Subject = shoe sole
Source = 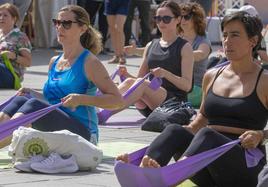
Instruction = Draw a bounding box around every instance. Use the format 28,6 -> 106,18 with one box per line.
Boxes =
14,165 -> 33,172
31,164 -> 79,174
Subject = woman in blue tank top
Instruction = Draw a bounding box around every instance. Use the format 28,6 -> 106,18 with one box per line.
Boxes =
0,5 -> 123,147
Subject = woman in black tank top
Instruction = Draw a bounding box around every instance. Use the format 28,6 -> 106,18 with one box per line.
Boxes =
117,11 -> 268,187
99,1 -> 194,121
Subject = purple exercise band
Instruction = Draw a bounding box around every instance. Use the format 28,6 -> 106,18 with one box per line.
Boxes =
114,139 -> 264,187
0,103 -> 62,141
98,73 -> 162,124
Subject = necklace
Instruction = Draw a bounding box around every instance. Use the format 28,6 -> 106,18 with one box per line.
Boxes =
57,59 -> 72,71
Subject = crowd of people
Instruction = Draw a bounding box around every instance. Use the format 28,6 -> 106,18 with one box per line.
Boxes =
0,0 -> 268,186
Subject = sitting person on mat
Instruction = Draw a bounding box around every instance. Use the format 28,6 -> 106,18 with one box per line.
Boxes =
117,11 -> 268,187
0,5 -> 123,147
99,0 -> 194,122
178,2 -> 211,108
123,2 -> 210,108
0,3 -> 32,89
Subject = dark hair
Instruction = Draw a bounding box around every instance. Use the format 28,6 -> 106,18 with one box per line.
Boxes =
158,0 -> 181,18
59,5 -> 103,55
221,11 -> 263,56
0,3 -> 20,27
178,2 -> 206,36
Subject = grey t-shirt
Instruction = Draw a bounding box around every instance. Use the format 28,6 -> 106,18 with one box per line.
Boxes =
192,35 -> 211,87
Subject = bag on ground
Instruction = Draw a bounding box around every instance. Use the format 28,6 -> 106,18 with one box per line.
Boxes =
8,127 -> 103,171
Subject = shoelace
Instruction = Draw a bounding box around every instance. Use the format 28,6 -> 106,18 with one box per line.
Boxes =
30,155 -> 45,162
39,153 -> 58,165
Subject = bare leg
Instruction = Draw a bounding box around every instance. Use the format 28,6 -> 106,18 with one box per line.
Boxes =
118,78 -> 167,110
115,15 -> 127,64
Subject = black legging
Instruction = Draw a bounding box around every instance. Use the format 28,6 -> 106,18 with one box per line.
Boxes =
1,96 -> 91,142
145,124 -> 266,187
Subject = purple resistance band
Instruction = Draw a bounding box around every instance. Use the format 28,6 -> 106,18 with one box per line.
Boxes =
114,139 -> 264,187
98,73 -> 162,124
0,103 -> 62,141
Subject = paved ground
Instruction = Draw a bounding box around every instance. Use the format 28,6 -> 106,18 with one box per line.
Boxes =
0,44 -> 267,187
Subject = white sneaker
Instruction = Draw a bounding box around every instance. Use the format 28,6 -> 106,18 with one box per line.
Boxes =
14,155 -> 46,172
30,152 -> 79,174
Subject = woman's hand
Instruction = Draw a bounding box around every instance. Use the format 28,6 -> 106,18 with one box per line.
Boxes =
124,43 -> 137,56
61,94 -> 82,109
150,67 -> 167,78
17,87 -> 32,96
0,50 -> 16,60
239,130 -> 264,149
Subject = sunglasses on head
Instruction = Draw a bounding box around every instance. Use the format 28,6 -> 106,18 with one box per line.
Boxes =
181,13 -> 193,21
153,15 -> 175,24
52,19 -> 78,30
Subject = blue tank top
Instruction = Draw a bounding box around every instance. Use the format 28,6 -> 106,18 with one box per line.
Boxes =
43,49 -> 98,137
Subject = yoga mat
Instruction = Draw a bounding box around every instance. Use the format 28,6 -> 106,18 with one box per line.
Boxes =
99,141 -> 196,187
99,115 -> 145,129
0,150 -> 12,169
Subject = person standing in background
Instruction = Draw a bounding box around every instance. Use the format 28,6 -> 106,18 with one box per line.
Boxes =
77,0 -> 108,50
124,0 -> 151,47
104,0 -> 130,64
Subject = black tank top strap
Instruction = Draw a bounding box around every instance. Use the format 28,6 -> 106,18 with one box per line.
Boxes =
210,65 -> 227,88
254,68 -> 264,91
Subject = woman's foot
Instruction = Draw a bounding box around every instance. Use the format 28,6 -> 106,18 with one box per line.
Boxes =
108,56 -> 120,64
140,155 -> 160,168
116,153 -> 129,163
119,55 -> 126,65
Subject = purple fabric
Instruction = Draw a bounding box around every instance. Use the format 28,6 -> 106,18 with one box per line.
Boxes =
0,103 -> 62,141
98,73 -> 162,124
148,77 -> 162,91
99,115 -> 145,128
114,139 -> 264,187
122,73 -> 151,98
245,148 -> 264,168
97,110 -> 112,124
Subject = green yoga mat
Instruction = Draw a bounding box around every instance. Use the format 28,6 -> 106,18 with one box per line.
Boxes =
99,141 -> 196,187
0,150 -> 12,169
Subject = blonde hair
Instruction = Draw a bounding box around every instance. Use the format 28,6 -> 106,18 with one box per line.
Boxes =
0,3 -> 20,27
59,5 -> 103,55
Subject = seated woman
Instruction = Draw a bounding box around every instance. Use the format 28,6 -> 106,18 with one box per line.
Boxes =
123,2 -> 210,108
178,2 -> 211,108
100,1 -> 194,121
0,5 -> 123,147
0,3 -> 32,89
117,11 -> 268,187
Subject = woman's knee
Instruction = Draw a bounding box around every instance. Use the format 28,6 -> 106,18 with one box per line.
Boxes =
195,127 -> 218,139
1,96 -> 29,116
17,98 -> 48,114
164,124 -> 188,137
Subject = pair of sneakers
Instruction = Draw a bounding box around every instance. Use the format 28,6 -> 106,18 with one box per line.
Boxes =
14,152 -> 79,174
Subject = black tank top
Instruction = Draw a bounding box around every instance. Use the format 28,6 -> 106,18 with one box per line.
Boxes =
204,67 -> 268,130
147,37 -> 188,101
